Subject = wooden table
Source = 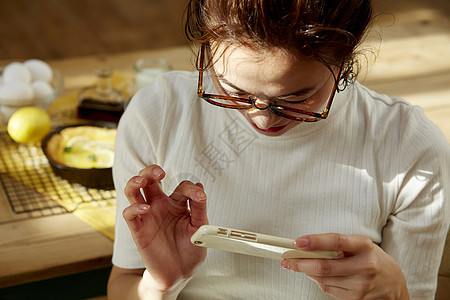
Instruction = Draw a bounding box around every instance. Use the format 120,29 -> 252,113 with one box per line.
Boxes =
0,13 -> 449,289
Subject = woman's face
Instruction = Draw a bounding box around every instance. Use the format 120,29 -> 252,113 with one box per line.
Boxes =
210,43 -> 338,136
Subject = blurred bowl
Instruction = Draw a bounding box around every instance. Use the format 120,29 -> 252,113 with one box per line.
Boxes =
0,66 -> 64,125
41,122 -> 116,189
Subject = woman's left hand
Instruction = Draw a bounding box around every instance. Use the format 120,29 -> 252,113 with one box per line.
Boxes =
281,233 -> 410,300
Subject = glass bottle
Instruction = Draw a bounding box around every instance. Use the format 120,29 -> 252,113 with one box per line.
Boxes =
77,69 -> 125,123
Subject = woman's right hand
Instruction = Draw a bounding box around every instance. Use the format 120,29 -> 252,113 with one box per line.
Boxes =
122,164 -> 208,292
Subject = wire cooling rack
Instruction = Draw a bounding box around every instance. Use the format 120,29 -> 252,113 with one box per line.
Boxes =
0,130 -> 115,217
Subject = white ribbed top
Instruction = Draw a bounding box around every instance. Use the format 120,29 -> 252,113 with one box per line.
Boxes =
112,71 -> 449,299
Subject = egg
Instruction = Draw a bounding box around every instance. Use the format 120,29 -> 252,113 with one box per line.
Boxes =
3,62 -> 32,84
0,105 -> 20,121
0,82 -> 34,105
24,59 -> 53,83
32,80 -> 54,106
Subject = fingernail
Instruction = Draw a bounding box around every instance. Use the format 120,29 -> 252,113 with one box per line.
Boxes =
138,204 -> 149,211
295,238 -> 309,249
281,260 -> 290,270
195,190 -> 206,200
134,176 -> 144,183
335,250 -> 345,258
152,168 -> 163,178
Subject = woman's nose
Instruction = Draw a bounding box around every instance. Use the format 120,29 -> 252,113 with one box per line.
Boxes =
248,106 -> 279,130
252,97 -> 271,110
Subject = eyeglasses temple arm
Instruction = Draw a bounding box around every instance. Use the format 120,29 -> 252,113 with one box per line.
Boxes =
197,44 -> 207,97
321,60 -> 345,117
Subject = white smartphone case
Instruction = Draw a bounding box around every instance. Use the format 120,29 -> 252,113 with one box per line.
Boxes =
191,225 -> 337,260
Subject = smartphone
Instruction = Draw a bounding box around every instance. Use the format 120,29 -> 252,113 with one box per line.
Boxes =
191,225 -> 337,260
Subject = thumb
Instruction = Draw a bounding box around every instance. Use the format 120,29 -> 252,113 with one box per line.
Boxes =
189,183 -> 208,227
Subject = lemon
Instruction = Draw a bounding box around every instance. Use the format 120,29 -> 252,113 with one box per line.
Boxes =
7,107 -> 51,143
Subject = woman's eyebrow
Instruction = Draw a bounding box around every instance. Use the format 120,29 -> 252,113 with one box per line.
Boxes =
217,75 -> 247,93
217,75 -> 316,98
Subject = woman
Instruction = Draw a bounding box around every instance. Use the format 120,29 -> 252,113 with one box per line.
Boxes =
108,0 -> 449,299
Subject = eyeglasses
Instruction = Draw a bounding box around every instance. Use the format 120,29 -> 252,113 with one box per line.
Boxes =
197,44 -> 343,122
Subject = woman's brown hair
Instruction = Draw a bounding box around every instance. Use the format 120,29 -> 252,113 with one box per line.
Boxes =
185,0 -> 373,86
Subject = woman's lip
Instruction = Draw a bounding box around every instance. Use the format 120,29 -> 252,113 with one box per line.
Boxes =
250,122 -> 288,133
